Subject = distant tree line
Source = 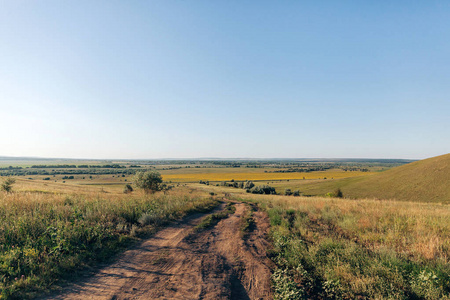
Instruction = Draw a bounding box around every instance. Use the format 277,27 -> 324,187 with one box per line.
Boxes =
0,166 -> 23,170
0,168 -> 145,177
30,164 -> 127,169
199,179 -> 282,195
269,166 -> 331,173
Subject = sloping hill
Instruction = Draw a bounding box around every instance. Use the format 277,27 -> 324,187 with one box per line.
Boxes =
301,153 -> 450,203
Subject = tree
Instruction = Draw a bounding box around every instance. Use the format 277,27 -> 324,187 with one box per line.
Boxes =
133,171 -> 163,193
1,177 -> 16,193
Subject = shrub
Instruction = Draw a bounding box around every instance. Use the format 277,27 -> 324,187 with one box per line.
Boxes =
334,188 -> 343,198
244,181 -> 255,189
133,171 -> 163,193
250,185 -> 276,195
1,178 -> 15,193
123,184 -> 133,194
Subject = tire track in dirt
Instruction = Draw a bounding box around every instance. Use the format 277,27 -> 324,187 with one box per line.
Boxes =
43,201 -> 272,300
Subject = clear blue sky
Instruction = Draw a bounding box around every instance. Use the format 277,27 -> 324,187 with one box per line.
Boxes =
1,1 -> 449,159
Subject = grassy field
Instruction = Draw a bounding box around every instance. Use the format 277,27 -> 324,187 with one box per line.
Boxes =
15,168 -> 375,189
0,185 -> 217,299
235,193 -> 450,299
1,154 -> 449,299
161,169 -> 373,183
273,153 -> 450,204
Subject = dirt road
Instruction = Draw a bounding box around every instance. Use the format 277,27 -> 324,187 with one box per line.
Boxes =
45,201 -> 273,300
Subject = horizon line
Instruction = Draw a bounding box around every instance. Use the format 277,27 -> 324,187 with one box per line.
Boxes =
0,155 -> 419,161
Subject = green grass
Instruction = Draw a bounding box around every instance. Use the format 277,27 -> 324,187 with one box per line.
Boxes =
250,195 -> 450,299
0,189 -> 218,299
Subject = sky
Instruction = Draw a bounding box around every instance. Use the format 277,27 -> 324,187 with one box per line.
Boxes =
1,1 -> 449,160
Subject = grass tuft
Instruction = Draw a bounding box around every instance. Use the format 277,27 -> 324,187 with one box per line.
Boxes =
195,202 -> 236,231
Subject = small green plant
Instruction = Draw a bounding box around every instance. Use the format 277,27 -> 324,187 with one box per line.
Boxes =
272,268 -> 304,299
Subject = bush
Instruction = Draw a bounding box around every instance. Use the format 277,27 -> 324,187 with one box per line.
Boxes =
250,185 -> 276,195
244,181 -> 255,189
123,184 -> 133,194
133,171 -> 163,193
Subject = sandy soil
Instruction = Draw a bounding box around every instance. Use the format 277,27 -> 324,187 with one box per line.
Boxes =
43,202 -> 273,300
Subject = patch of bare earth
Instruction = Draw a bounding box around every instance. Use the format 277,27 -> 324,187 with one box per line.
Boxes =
44,202 -> 273,300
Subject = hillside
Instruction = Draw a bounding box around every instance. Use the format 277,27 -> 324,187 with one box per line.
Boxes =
289,153 -> 450,203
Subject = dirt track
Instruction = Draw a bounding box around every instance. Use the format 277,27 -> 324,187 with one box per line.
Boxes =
45,202 -> 273,300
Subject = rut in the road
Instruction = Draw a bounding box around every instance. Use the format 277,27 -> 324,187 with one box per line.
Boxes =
45,202 -> 273,300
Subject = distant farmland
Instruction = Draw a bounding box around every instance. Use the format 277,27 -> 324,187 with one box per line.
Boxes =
161,170 -> 374,183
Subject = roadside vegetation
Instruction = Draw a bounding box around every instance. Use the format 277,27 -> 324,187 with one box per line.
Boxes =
240,204 -> 256,239
195,202 -> 236,231
0,187 -> 217,299
243,194 -> 450,299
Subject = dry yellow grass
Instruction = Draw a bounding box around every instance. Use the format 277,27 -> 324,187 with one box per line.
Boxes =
12,178 -> 117,195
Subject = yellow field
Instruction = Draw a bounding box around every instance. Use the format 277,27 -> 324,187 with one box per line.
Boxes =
162,170 -> 374,183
